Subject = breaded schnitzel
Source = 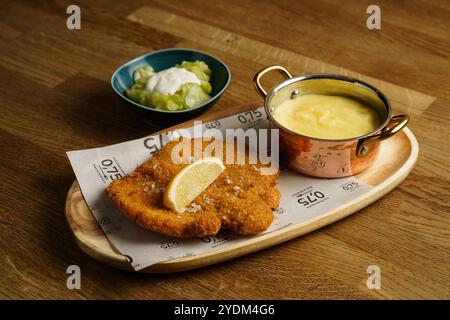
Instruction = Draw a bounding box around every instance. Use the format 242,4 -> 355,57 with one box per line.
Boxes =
106,138 -> 280,237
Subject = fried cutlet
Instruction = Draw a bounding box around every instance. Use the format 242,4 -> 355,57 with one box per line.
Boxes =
106,138 -> 280,237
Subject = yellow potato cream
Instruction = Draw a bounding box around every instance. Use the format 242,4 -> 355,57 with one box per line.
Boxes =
272,94 -> 381,139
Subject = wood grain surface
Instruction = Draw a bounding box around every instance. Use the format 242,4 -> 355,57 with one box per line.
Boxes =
1,0 -> 449,299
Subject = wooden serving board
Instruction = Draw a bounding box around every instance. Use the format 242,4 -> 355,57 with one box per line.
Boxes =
65,102 -> 419,273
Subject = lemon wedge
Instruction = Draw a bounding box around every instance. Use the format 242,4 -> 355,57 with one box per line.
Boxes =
163,157 -> 225,212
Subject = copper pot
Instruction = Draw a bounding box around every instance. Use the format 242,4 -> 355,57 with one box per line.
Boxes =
253,65 -> 409,178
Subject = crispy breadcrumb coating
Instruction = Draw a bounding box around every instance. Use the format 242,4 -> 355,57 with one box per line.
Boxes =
106,139 -> 280,237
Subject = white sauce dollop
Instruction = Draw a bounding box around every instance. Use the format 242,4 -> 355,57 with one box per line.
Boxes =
145,67 -> 201,95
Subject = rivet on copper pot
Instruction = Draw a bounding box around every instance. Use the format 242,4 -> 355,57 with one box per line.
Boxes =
359,146 -> 369,156
290,90 -> 300,99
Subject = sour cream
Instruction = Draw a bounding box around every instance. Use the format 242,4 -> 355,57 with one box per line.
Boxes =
145,67 -> 201,95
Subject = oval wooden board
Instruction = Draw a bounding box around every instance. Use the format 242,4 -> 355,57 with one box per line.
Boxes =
65,103 -> 419,273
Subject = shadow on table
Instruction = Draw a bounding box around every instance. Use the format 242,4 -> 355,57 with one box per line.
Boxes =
56,73 -> 157,146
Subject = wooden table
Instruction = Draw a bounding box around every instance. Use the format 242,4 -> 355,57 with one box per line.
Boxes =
1,0 -> 449,299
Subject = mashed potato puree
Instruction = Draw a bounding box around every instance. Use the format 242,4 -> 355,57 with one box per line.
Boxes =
272,94 -> 381,139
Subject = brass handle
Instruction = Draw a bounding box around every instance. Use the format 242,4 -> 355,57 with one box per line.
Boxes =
253,65 -> 292,98
357,115 -> 409,157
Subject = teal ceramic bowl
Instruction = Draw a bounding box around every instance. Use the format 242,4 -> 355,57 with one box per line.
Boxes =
111,48 -> 231,128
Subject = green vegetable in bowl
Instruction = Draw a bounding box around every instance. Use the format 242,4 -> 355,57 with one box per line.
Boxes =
133,65 -> 155,82
126,61 -> 212,111
176,60 -> 211,82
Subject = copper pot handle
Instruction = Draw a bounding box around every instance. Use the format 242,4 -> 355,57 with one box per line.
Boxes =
357,115 -> 409,157
253,65 -> 292,98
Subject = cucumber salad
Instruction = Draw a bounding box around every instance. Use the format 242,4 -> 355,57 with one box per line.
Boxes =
126,61 -> 212,111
